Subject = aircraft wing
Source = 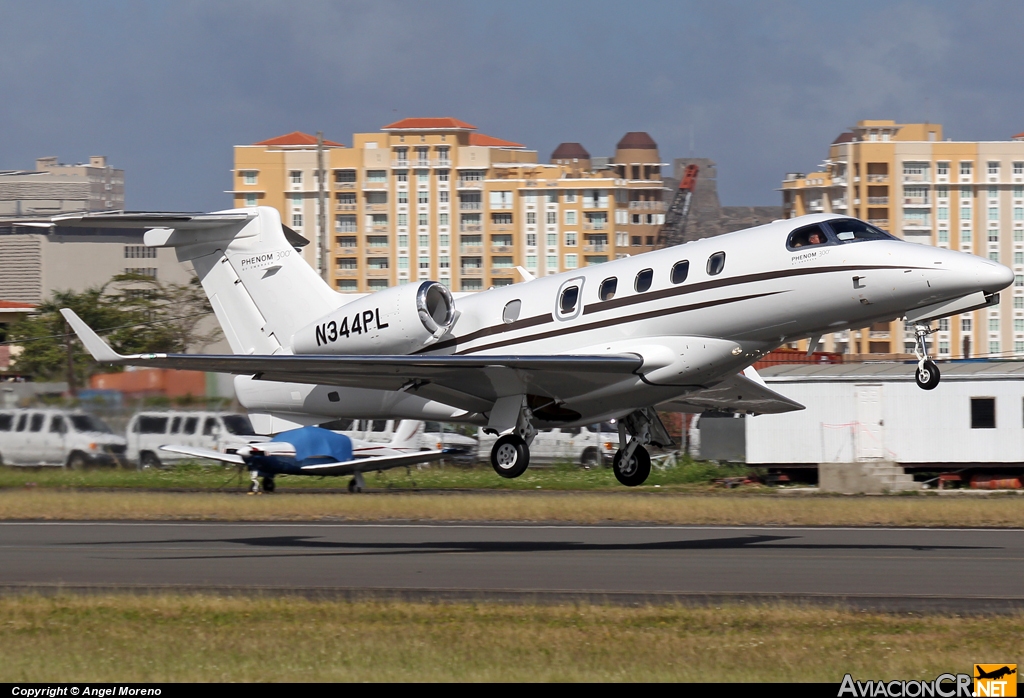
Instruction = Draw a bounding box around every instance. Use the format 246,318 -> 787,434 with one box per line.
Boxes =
298,449 -> 448,476
656,371 -> 805,415
61,309 -> 643,412
160,444 -> 246,464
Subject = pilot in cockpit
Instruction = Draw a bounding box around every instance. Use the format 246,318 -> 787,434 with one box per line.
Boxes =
790,228 -> 825,248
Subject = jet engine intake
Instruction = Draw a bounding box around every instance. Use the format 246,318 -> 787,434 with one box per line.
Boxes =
292,281 -> 456,355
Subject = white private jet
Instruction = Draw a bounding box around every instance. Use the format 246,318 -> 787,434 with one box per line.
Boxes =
57,207 -> 1013,487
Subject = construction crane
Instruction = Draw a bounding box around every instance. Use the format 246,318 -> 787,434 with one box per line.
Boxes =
654,164 -> 699,248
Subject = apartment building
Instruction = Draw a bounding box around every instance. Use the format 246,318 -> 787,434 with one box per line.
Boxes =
231,120 -> 668,293
782,120 -> 1024,358
0,156 -> 124,219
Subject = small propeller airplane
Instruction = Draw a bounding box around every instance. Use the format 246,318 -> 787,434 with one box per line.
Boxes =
160,419 -> 446,493
56,207 -> 1014,489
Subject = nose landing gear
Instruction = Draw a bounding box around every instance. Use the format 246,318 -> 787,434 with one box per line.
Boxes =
611,408 -> 674,487
913,322 -> 940,390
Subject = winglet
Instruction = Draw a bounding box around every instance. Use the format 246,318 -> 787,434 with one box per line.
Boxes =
59,308 -> 125,363
515,266 -> 535,282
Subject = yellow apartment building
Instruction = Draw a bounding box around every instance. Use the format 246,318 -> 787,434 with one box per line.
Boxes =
782,120 -> 1024,358
230,119 -> 668,293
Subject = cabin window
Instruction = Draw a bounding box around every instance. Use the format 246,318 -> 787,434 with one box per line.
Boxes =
706,252 -> 726,276
560,286 -> 579,314
787,224 -> 829,249
971,398 -> 996,429
828,218 -> 895,243
635,268 -> 653,293
599,277 -> 617,301
671,260 -> 690,284
502,299 -> 522,324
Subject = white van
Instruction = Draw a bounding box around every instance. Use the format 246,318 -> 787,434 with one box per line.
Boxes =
126,411 -> 264,469
477,422 -> 619,467
0,408 -> 127,468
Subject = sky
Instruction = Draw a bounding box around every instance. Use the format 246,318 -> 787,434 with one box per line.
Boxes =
0,0 -> 1021,211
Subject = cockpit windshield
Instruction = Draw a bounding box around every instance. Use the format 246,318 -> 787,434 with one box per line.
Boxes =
827,218 -> 896,243
787,224 -> 830,249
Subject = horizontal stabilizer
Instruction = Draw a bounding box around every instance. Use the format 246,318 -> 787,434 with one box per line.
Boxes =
52,211 -> 254,230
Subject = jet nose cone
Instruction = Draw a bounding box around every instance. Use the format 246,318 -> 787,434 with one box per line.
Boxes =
978,260 -> 1015,294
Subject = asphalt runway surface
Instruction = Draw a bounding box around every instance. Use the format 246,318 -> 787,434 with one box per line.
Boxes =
1,522 -> 1022,612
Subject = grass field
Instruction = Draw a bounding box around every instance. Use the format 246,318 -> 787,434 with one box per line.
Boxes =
1,489 -> 1023,526
0,459 -> 751,491
0,594 -> 1016,682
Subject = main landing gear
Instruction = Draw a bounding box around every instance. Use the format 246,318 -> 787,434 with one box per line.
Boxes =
347,471 -> 366,493
913,322 -> 940,390
612,409 -> 665,487
489,400 -> 536,479
248,471 -> 276,494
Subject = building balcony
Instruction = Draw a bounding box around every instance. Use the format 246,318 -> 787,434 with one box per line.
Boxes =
491,267 -> 514,275
364,203 -> 388,212
391,160 -> 409,168
582,223 -> 607,231
867,218 -> 890,228
460,267 -> 483,276
903,196 -> 930,206
460,245 -> 483,254
583,244 -> 607,253
627,201 -> 666,210
490,224 -> 513,232
366,268 -> 389,277
460,224 -> 482,233
903,218 -> 932,229
832,176 -> 847,185
366,246 -> 389,254
867,174 -> 889,183
868,197 -> 889,205
808,202 -> 824,212
335,182 -> 356,189
336,246 -> 358,254
832,199 -> 848,208
457,180 -> 484,189
335,269 -> 358,278
491,245 -> 513,253
336,203 -> 357,211
902,173 -> 929,183
459,202 -> 482,210
370,225 -> 389,233
362,181 -> 388,190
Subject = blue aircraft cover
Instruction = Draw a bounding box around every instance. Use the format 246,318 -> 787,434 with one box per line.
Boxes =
271,426 -> 353,466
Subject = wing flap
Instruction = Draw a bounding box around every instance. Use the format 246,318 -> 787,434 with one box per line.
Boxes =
657,372 -> 804,415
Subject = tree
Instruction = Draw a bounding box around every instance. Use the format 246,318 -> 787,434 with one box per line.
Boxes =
8,273 -> 221,385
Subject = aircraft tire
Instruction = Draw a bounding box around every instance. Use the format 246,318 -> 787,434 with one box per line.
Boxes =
262,476 -> 276,493
347,478 -> 361,493
915,360 -> 940,390
490,434 -> 530,478
613,445 -> 651,487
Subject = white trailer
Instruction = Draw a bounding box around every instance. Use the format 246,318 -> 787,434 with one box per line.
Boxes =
746,361 -> 1024,468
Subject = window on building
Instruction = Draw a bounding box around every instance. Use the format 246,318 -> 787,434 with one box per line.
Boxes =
526,212 -> 536,225
1015,163 -> 1024,176
1016,297 -> 1024,309
366,235 -> 388,247
416,169 -> 429,183
397,190 -> 408,204
337,279 -> 357,292
526,255 -> 537,269
1014,207 -> 1023,220
397,213 -> 408,227
437,147 -> 449,163
244,193 -> 257,207
242,170 -> 257,185
416,191 -> 428,205
492,213 -> 513,225
419,256 -> 430,270
1016,186 -> 1024,198
631,236 -> 642,246
366,170 -> 386,183
439,213 -> 449,226
989,229 -> 999,242
395,170 -> 408,183
565,231 -> 577,246
418,214 -> 428,227
936,186 -> 949,199
564,190 -> 577,203
990,340 -> 1001,355
335,169 -> 356,184
937,207 -> 949,220
526,233 -> 536,247
439,191 -> 449,203
989,162 -> 1000,175
397,257 -> 409,270
990,317 -> 1001,332
962,228 -> 973,242
547,191 -> 559,204
124,245 -> 156,259
370,214 -> 388,228
368,279 -> 389,291
565,254 -> 578,269
546,255 -> 557,270
971,398 -> 996,429
367,257 -> 389,269
546,212 -> 557,225
292,214 -> 303,227
336,235 -> 357,248
439,256 -> 449,269
565,210 -> 577,225
336,257 -> 357,270
962,318 -> 972,332
290,171 -> 302,185
960,162 -> 973,176
938,229 -> 949,243
961,207 -> 972,221
546,233 -> 557,247
936,162 -> 949,176
489,191 -> 512,209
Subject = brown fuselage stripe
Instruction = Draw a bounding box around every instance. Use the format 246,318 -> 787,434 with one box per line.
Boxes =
454,290 -> 785,355
425,263 -> 925,354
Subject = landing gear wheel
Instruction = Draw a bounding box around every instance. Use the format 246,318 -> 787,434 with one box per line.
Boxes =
262,476 -> 276,493
347,478 -> 361,493
613,445 -> 651,487
916,359 -> 940,390
490,434 -> 530,479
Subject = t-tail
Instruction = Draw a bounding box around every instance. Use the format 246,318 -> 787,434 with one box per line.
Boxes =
53,207 -> 347,354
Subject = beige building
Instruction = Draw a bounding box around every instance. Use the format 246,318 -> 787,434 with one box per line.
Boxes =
782,120 -> 1024,358
0,156 -> 123,219
231,119 -> 669,292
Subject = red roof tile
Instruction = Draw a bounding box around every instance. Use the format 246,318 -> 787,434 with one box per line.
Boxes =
551,142 -> 590,160
1014,132 -> 1024,141
616,132 -> 658,150
382,117 -> 477,131
0,300 -> 34,309
255,132 -> 343,147
469,133 -> 524,148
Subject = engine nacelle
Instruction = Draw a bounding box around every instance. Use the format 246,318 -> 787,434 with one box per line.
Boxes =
292,281 -> 456,355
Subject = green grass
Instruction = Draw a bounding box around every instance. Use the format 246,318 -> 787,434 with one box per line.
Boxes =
0,458 -> 754,492
0,594 -> 1017,682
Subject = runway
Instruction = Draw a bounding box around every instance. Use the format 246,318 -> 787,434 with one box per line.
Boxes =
1,522 -> 1022,611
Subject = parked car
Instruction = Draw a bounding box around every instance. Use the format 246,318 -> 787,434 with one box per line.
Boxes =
0,408 -> 126,468
477,422 -> 619,467
126,411 -> 264,469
